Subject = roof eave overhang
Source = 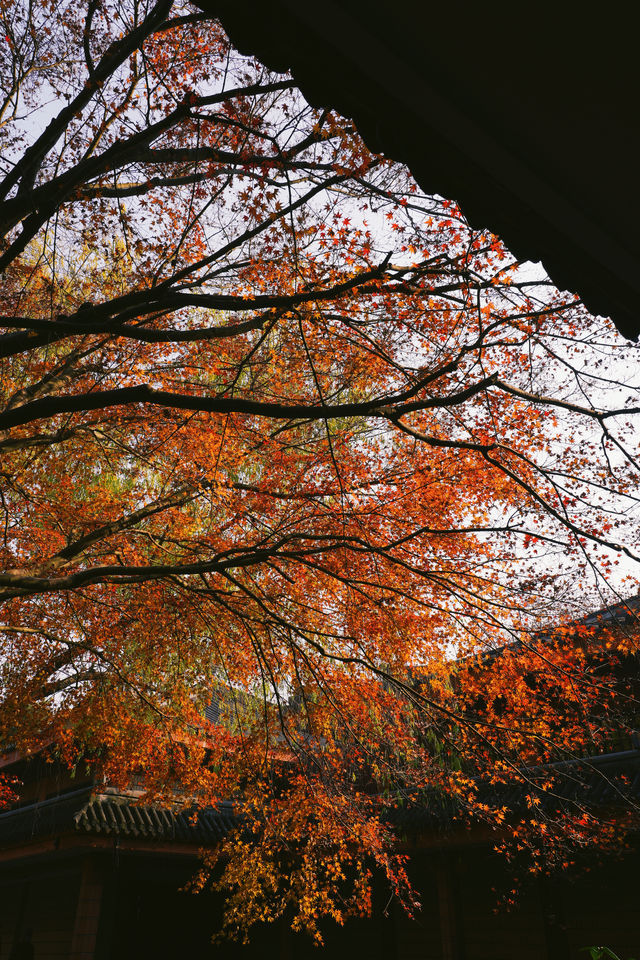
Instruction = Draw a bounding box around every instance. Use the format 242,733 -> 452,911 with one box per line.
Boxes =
202,0 -> 640,341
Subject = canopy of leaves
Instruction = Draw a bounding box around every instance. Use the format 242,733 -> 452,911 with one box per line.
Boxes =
1,0 -> 639,943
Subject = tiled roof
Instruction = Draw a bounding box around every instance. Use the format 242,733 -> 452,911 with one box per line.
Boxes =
391,749 -> 640,832
1,752 -> 639,850
0,786 -> 236,847
456,595 -> 640,668
74,793 -> 235,842
581,595 -> 640,628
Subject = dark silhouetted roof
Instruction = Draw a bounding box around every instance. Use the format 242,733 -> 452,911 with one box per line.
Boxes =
74,793 -> 235,843
0,787 -> 235,847
392,749 -> 640,833
2,748 -> 639,849
204,1 -> 640,341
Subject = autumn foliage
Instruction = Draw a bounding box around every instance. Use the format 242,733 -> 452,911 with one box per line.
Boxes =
1,0 -> 639,942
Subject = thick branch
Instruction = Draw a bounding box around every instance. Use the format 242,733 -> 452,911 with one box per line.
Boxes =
0,0 -> 175,206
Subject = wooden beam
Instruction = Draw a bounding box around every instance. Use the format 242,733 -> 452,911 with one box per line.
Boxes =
69,857 -> 105,960
436,855 -> 464,960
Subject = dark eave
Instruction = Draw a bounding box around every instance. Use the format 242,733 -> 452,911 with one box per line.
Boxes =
204,1 -> 640,341
393,749 -> 640,833
2,751 -> 639,846
0,787 -> 235,847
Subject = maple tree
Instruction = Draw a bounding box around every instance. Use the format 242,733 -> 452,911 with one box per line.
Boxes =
1,0 -> 639,943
